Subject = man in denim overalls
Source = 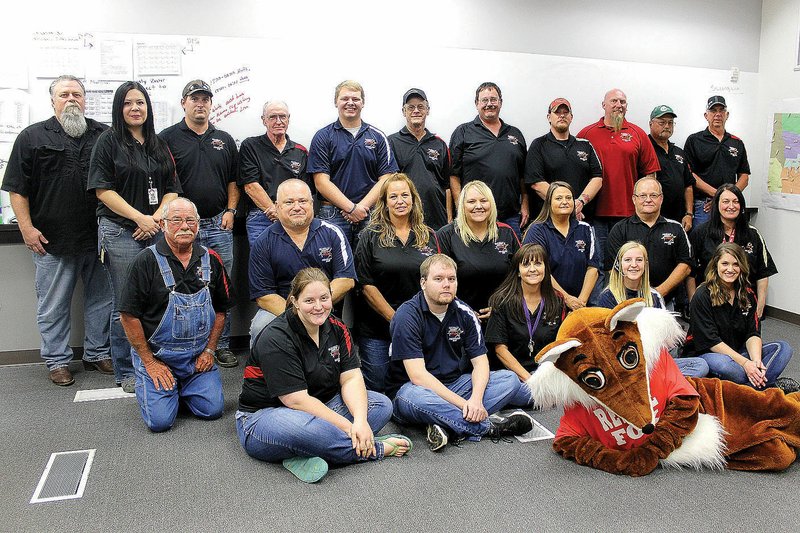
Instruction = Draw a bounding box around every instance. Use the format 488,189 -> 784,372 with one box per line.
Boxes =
119,198 -> 232,432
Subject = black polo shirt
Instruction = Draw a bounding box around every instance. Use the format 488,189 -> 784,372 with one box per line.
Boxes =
159,121 -> 238,218
604,215 -> 691,288
524,132 -> 602,220
118,239 -> 232,340
2,116 -> 108,255
689,222 -> 777,286
238,134 -> 308,210
354,226 -> 440,339
238,311 -> 359,411
88,130 -> 182,230
449,117 -> 527,219
683,128 -> 750,198
649,136 -> 695,221
436,222 -> 519,312
388,127 -> 451,230
485,296 -> 565,372
684,283 -> 759,356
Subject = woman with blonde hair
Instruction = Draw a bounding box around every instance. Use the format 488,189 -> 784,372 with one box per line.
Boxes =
436,180 -> 519,320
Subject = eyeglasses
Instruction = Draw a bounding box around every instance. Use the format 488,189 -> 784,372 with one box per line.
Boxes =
166,217 -> 199,227
404,104 -> 428,112
266,114 -> 288,122
653,119 -> 675,127
633,193 -> 662,200
478,97 -> 500,105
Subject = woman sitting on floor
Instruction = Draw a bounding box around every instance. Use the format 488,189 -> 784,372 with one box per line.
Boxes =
236,268 -> 411,483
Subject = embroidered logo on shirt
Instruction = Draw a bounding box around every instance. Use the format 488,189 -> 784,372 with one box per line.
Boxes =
576,150 -> 589,162
329,345 -> 341,363
195,266 -> 204,279
575,240 -> 587,252
744,242 -> 754,254
728,146 -> 739,157
661,233 -> 676,245
447,326 -> 462,342
364,138 -> 377,150
674,154 -> 685,164
319,247 -> 333,263
290,161 -> 302,175
426,148 -> 440,161
495,241 -> 510,254
418,246 -> 435,257
620,133 -> 633,142
507,135 -> 519,145
211,138 -> 225,151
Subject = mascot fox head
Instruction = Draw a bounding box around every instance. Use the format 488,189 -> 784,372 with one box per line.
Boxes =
528,300 -> 685,434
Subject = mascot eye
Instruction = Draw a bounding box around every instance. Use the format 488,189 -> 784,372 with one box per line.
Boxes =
617,344 -> 639,370
579,368 -> 606,390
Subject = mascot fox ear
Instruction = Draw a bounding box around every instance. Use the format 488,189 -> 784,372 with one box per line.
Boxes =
536,339 -> 582,364
605,299 -> 646,330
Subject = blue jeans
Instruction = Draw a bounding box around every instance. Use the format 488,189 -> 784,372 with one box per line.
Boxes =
318,204 -> 366,247
246,209 -> 273,249
358,337 -> 390,393
249,309 -> 277,347
698,341 -> 792,387
392,370 -> 524,439
500,214 -> 521,240
693,199 -> 712,228
675,357 -> 709,378
236,390 -> 393,464
99,217 -> 160,382
196,211 -> 233,349
32,251 -> 112,370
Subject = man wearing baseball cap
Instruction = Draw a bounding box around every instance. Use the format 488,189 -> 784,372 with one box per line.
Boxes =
388,88 -> 451,229
648,105 -> 695,232
683,95 -> 750,227
159,79 -> 240,368
525,97 -> 603,221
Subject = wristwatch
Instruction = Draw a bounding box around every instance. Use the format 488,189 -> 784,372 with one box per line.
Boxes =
224,208 -> 237,215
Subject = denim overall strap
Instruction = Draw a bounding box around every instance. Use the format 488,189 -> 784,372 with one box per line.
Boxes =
149,245 -> 176,288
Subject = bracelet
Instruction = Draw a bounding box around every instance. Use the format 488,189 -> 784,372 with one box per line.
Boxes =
580,193 -> 590,204
576,198 -> 585,206
203,348 -> 214,356
347,203 -> 358,214
684,212 -> 693,217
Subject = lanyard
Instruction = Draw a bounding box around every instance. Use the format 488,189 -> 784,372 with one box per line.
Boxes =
522,297 -> 544,359
723,227 -> 735,243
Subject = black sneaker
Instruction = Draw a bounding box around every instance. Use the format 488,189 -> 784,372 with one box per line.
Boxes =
215,348 -> 239,368
426,424 -> 449,451
486,412 -> 533,439
776,376 -> 800,394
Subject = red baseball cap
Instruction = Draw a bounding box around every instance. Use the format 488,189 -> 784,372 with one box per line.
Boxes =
548,98 -> 572,113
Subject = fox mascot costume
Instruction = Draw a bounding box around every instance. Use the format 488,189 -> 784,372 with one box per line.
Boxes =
528,300 -> 800,476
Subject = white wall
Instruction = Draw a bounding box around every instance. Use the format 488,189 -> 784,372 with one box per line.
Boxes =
754,0 -> 800,314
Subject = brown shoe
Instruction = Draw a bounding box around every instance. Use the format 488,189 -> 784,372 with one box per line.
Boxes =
83,359 -> 115,375
49,367 -> 75,386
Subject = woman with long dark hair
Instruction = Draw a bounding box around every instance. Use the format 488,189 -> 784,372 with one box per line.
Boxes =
88,81 -> 180,391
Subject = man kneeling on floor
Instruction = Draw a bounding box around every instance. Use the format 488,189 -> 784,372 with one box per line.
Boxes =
386,254 -> 533,450
120,198 -> 231,432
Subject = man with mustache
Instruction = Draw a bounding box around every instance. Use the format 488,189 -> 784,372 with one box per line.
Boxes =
578,89 -> 660,266
119,197 -> 231,432
525,98 -> 603,221
2,75 -> 113,386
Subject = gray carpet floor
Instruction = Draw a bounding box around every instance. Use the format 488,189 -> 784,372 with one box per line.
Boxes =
3,317 -> 800,532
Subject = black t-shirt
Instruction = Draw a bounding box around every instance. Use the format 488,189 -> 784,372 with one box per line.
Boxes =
689,221 -> 777,286
683,128 -> 750,198
388,127 -> 451,230
449,117 -> 527,219
605,215 -> 692,288
118,239 -> 233,340
88,130 -> 182,230
238,312 -> 359,411
437,222 -> 520,312
524,132 -> 603,221
354,225 -> 440,339
2,117 -> 108,255
485,295 -> 565,371
238,134 -> 309,209
159,121 -> 238,218
684,283 -> 760,356
649,136 -> 695,221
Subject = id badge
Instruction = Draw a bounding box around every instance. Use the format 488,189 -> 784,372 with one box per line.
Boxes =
148,187 -> 158,205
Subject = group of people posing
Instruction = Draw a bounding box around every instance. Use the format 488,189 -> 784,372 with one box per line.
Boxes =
3,74 -> 796,483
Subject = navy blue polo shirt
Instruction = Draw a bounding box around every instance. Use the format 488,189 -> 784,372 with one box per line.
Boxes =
524,132 -> 602,220
307,119 -> 398,203
386,291 -> 486,398
388,127 -> 451,230
238,134 -> 308,209
683,128 -> 750,198
604,215 -> 691,288
449,116 -> 527,220
158,120 -> 238,219
248,218 -> 356,300
649,135 -> 695,221
522,218 -> 600,297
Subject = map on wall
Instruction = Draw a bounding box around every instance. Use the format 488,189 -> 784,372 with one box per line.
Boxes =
765,113 -> 800,211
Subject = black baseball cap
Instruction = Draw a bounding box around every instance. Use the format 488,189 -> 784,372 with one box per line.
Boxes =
402,88 -> 427,104
182,79 -> 213,98
706,95 -> 727,110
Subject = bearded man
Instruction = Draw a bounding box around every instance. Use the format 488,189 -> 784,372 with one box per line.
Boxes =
2,74 -> 113,387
